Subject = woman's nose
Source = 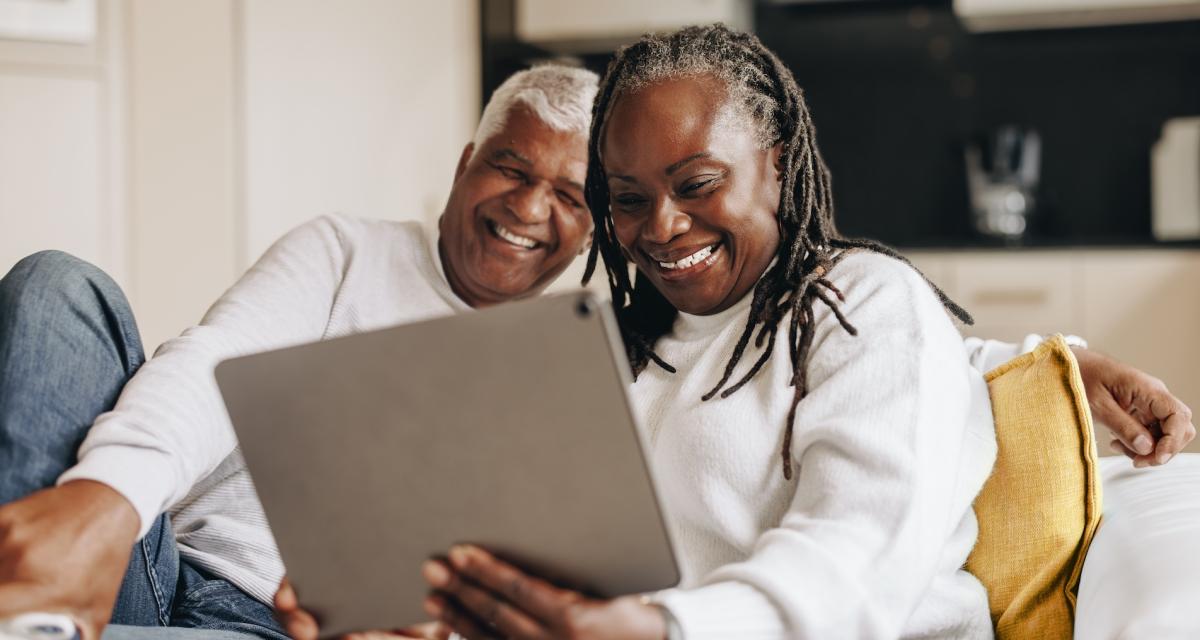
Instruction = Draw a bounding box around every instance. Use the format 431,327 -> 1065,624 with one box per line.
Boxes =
642,198 -> 691,245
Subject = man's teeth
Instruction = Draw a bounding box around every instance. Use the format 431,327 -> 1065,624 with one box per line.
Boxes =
492,222 -> 538,248
658,244 -> 717,270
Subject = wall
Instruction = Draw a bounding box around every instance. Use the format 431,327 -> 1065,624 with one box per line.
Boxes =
0,0 -> 482,350
0,0 -> 124,289
126,0 -> 240,355
240,0 -> 480,265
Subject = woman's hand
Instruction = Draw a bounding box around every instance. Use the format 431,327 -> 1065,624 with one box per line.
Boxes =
1073,346 -> 1195,467
274,578 -> 447,640
422,545 -> 667,640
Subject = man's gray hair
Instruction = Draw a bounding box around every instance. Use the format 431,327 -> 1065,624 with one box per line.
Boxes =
473,64 -> 599,148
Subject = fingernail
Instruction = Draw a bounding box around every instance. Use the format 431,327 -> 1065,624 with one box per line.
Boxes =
424,597 -> 443,618
422,560 -> 450,586
1134,459 -> 1147,469
1157,451 -> 1172,465
1134,435 -> 1153,455
449,545 -> 469,569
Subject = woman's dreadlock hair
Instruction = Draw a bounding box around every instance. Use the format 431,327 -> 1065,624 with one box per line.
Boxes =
582,24 -> 972,480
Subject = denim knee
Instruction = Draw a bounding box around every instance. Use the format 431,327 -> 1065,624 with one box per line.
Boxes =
0,250 -> 121,312
0,249 -> 143,377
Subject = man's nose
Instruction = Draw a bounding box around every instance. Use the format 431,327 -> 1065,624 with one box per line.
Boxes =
642,197 -> 691,245
505,182 -> 552,225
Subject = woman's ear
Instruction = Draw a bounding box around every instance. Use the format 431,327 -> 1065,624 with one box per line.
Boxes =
771,141 -> 785,182
454,143 -> 474,181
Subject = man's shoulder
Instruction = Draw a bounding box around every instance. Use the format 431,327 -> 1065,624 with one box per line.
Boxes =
313,213 -> 430,249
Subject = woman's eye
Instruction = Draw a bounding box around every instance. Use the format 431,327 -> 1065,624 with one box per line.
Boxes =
681,178 -> 717,195
612,194 -> 646,209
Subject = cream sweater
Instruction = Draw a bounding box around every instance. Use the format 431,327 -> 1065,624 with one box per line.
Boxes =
636,252 -> 999,639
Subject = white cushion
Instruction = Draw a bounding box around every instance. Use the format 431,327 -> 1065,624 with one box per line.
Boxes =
1075,453 -> 1200,639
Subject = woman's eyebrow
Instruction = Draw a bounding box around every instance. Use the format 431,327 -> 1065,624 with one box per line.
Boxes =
607,152 -> 713,184
665,152 -> 712,176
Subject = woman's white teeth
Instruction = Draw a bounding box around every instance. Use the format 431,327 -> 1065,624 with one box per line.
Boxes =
492,222 -> 538,248
659,244 -> 717,270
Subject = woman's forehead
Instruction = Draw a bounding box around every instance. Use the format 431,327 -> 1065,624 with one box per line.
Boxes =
601,77 -> 759,170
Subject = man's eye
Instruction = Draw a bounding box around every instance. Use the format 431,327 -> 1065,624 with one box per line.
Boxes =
556,191 -> 581,208
493,164 -> 525,181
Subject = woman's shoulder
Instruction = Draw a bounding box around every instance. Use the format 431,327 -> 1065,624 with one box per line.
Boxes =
825,249 -> 942,313
809,248 -> 963,354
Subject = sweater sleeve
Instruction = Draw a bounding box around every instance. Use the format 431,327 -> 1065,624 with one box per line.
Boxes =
57,215 -> 349,538
963,334 -> 1087,374
657,253 -> 996,638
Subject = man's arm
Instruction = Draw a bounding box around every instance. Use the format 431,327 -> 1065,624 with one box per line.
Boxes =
964,335 -> 1195,466
0,215 -> 351,638
1072,346 -> 1195,467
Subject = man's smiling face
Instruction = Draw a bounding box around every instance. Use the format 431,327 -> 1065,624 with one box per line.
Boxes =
438,106 -> 592,308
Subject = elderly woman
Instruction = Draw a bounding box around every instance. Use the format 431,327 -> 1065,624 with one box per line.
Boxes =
419,24 -> 995,639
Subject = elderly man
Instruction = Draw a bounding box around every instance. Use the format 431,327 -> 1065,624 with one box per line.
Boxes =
0,65 -> 598,640
0,62 -> 1192,640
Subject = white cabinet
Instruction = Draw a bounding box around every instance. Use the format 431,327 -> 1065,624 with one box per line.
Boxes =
515,0 -> 750,45
908,249 -> 1200,454
954,0 -> 1200,31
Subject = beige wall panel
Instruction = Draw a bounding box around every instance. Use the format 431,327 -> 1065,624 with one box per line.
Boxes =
126,0 -> 238,350
1080,251 -> 1200,449
241,0 -> 480,266
0,74 -> 104,274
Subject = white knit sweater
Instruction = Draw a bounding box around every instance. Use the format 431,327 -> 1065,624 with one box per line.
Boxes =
58,215 -> 1014,634
59,214 -> 469,603
636,253 -> 999,639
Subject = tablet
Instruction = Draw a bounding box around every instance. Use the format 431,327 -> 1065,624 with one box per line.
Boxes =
215,291 -> 680,636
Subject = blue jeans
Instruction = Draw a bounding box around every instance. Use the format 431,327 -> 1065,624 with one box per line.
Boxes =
0,251 -> 286,640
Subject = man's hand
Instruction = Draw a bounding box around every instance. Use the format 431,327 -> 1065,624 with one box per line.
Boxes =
1073,346 -> 1196,467
0,481 -> 140,640
274,578 -> 447,640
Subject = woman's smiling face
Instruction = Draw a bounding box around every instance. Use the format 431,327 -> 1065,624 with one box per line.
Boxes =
601,74 -> 784,316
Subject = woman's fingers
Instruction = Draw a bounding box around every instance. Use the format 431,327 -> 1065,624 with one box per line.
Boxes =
446,545 -> 574,622
274,579 -> 320,640
422,593 -> 496,640
400,622 -> 452,640
422,559 -> 549,640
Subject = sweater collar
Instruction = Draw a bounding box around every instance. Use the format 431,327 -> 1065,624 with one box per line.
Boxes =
669,257 -> 782,340
672,290 -> 755,340
423,220 -> 472,313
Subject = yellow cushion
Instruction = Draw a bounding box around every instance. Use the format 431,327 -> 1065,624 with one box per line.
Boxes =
965,334 -> 1103,639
